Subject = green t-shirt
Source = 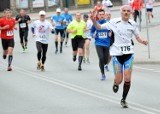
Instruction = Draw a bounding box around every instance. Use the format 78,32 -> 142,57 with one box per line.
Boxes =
67,20 -> 86,38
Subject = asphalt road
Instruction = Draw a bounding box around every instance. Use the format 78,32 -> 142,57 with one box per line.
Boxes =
0,7 -> 160,114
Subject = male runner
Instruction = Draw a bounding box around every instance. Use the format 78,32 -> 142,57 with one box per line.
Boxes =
51,8 -> 65,54
0,9 -> 16,71
90,5 -> 148,108
62,8 -> 73,46
15,9 -> 31,52
32,11 -> 54,71
67,12 -> 86,71
83,14 -> 92,63
90,9 -> 110,80
93,1 -> 104,20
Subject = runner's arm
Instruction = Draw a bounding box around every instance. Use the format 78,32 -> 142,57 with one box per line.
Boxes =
136,36 -> 148,45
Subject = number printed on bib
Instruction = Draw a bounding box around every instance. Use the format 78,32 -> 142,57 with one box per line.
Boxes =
20,23 -> 26,28
120,46 -> 133,54
56,22 -> 61,26
6,31 -> 14,36
39,34 -> 46,39
98,32 -> 107,38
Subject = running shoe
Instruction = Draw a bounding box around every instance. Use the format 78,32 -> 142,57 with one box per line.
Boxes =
121,99 -> 128,108
37,63 -> 41,70
41,65 -> 45,71
25,47 -> 28,52
101,74 -> 106,81
86,58 -> 90,64
104,65 -> 109,71
7,66 -> 12,71
73,56 -> 76,62
22,48 -> 25,53
78,66 -> 82,71
113,83 -> 119,93
3,55 -> 7,59
55,49 -> 58,54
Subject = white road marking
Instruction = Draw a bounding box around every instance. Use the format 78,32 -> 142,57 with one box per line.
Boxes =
1,61 -> 159,114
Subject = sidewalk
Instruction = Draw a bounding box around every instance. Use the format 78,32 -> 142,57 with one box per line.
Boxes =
29,2 -> 160,20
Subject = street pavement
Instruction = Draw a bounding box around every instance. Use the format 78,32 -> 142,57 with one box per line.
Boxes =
0,4 -> 160,114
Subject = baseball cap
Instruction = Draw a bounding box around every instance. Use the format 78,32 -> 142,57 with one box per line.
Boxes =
56,8 -> 61,12
39,10 -> 46,15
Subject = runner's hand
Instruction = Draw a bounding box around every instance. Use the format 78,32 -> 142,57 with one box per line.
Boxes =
18,18 -> 21,22
4,25 -> 10,29
72,30 -> 77,33
32,34 -> 35,37
142,40 -> 148,45
14,27 -> 17,30
90,11 -> 96,21
108,31 -> 112,37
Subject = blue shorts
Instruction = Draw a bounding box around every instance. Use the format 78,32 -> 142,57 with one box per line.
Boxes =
112,54 -> 134,75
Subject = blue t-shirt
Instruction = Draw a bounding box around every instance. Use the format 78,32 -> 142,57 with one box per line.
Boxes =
61,13 -> 73,28
90,19 -> 110,47
51,14 -> 65,29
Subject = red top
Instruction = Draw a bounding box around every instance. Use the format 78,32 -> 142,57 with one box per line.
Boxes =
94,6 -> 104,20
132,0 -> 144,10
0,17 -> 15,39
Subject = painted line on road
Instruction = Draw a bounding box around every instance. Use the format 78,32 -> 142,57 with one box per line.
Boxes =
1,61 -> 159,114
134,66 -> 160,73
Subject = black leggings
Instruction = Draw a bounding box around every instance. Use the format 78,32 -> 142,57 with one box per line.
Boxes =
96,46 -> 109,75
36,41 -> 48,64
134,10 -> 142,22
19,30 -> 28,44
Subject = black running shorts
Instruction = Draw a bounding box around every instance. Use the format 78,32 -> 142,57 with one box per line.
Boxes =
71,35 -> 85,51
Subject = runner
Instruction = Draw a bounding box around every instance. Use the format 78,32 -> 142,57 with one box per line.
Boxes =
146,0 -> 155,23
90,5 -> 148,108
102,0 -> 113,12
67,12 -> 86,71
0,9 -> 16,71
62,8 -> 73,47
132,0 -> 144,22
105,12 -> 111,21
15,9 -> 31,52
105,11 -> 112,70
32,11 -> 54,71
83,14 -> 92,63
93,1 -> 104,20
90,9 -> 110,80
51,8 -> 65,54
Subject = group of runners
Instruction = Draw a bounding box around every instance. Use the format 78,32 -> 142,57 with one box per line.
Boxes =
0,0 -> 149,108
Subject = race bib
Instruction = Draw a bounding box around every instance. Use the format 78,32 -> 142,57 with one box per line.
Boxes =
39,34 -> 46,40
98,32 -> 107,38
56,22 -> 61,26
6,31 -> 14,36
20,23 -> 26,28
120,46 -> 133,54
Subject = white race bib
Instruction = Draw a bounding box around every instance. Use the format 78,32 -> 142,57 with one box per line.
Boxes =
39,34 -> 46,40
6,31 -> 14,36
98,32 -> 107,38
56,22 -> 61,26
20,23 -> 26,28
120,45 -> 133,54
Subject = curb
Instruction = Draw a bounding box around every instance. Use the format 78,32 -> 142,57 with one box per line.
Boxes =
134,59 -> 160,64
